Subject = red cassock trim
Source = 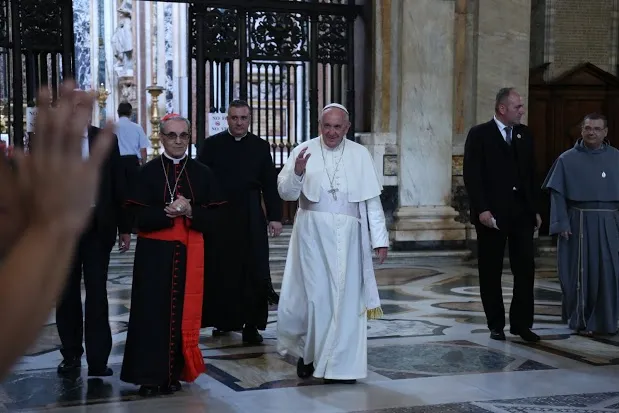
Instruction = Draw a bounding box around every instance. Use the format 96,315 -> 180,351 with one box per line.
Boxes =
139,217 -> 206,382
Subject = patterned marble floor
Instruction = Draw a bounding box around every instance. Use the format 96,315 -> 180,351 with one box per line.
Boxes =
2,247 -> 619,412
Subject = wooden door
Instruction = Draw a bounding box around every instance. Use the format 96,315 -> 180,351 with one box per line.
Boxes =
528,63 -> 619,235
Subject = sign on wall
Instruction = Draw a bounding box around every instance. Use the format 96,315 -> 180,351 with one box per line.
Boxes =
208,113 -> 228,136
26,107 -> 37,133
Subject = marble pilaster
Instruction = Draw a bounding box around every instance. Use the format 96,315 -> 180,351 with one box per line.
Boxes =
475,0 -> 532,125
103,0 -> 118,122
134,0 -> 155,137
360,0 -> 400,188
391,0 -> 465,247
163,3 -> 174,114
172,4 -> 189,117
72,0 -> 92,91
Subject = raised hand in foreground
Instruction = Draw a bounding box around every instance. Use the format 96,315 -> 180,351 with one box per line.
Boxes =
0,80 -> 114,380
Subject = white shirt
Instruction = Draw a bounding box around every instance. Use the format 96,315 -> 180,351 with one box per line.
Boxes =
493,116 -> 511,142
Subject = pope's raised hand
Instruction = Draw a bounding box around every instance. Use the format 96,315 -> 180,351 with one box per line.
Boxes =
294,147 -> 311,176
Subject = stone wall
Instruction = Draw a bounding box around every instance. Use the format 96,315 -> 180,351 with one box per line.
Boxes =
531,0 -> 618,74
553,0 -> 617,76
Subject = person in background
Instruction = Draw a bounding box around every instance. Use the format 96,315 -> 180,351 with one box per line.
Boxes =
198,100 -> 282,345
115,102 -> 150,194
463,87 -> 542,343
543,113 -> 619,337
55,96 -> 132,378
0,81 -> 115,380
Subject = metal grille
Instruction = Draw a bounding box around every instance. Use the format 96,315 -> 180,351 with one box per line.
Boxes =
188,0 -> 361,167
0,0 -> 74,148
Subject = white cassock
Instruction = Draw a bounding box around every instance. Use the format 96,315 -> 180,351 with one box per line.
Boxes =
276,136 -> 388,380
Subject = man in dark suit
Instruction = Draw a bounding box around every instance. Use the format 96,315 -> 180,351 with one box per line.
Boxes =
55,105 -> 132,377
463,87 -> 542,343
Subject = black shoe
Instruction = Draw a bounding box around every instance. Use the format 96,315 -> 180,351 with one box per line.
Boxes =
242,326 -> 264,345
323,379 -> 357,384
138,385 -> 161,397
212,329 -> 230,337
296,357 -> 315,379
510,328 -> 540,342
57,357 -> 81,375
490,329 -> 506,341
88,366 -> 113,377
169,380 -> 182,392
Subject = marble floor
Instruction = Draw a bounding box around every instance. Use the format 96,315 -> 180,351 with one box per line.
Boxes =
2,242 -> 619,412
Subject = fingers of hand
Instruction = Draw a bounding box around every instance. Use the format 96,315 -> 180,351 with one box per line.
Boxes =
33,85 -> 55,155
67,91 -> 95,156
52,82 -> 81,155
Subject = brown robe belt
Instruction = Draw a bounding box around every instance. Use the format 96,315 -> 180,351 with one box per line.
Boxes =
140,217 -> 206,382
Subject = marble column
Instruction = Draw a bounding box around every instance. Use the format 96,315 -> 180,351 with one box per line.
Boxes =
171,4 -> 189,117
134,0 -> 155,136
72,0 -> 92,91
391,0 -> 465,248
357,0 -> 400,227
475,0 -> 532,125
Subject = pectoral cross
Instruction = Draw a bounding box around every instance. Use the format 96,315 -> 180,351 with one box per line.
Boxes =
328,187 -> 339,200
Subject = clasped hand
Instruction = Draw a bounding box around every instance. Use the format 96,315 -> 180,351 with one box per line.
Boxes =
165,195 -> 192,218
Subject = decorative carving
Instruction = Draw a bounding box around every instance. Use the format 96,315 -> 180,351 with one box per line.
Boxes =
190,6 -> 239,59
112,0 -> 133,78
248,12 -> 309,60
19,0 -> 66,51
316,14 -> 348,63
451,176 -> 470,224
452,155 -> 463,176
119,76 -> 137,104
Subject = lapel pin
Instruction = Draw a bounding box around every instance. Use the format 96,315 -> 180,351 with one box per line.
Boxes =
602,172 -> 606,178
517,134 -> 521,139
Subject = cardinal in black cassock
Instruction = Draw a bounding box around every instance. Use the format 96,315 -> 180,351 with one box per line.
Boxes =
120,115 -> 226,397
198,100 -> 283,345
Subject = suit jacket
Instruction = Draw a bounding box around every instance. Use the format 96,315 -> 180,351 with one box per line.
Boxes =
87,126 -> 131,244
463,119 -> 539,229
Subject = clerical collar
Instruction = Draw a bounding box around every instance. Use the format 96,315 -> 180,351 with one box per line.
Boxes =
228,128 -> 248,141
163,151 -> 187,164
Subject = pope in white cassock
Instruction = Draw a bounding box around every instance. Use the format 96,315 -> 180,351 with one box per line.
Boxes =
276,103 -> 389,384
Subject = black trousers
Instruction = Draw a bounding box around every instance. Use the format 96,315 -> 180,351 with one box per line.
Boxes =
120,155 -> 140,194
475,205 -> 535,331
56,227 -> 115,369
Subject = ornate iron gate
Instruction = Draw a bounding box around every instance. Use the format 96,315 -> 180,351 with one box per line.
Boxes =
187,0 -> 361,166
0,0 -> 74,148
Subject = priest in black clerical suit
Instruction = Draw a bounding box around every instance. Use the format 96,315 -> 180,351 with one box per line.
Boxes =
198,99 -> 283,345
56,119 -> 132,377
463,87 -> 542,343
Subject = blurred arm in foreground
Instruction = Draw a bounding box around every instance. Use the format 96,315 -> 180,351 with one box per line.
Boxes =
0,81 -> 114,380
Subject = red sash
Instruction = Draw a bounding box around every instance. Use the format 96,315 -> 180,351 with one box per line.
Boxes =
139,217 -> 205,382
